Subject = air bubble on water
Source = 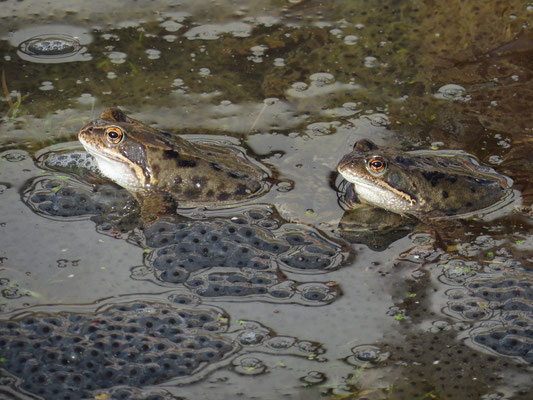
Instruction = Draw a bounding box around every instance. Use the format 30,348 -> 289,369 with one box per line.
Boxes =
329,28 -> 343,38
364,56 -> 378,68
434,84 -> 468,101
198,68 -> 211,77
291,82 -> 308,92
309,72 -> 335,86
273,57 -> 285,67
107,51 -> 127,64
172,78 -> 184,87
146,49 -> 161,60
77,93 -> 96,105
160,20 -> 183,32
344,35 -> 358,45
39,81 -> 54,91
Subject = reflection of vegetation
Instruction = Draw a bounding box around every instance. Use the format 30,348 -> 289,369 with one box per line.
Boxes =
2,69 -> 28,120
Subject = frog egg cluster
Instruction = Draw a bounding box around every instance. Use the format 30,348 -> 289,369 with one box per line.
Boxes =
23,175 -> 133,219
0,302 -> 233,400
38,151 -> 100,174
145,217 -> 288,281
468,278 -> 533,363
186,272 -> 338,304
376,326 -> 530,400
143,211 -> 343,302
22,180 -> 345,304
146,211 -> 340,275
446,277 -> 533,363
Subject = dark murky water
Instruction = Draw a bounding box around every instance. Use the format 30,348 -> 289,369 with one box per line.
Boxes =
1,1 -> 532,399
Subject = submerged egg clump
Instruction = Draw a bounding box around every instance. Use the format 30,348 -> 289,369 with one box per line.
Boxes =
0,302 -> 233,400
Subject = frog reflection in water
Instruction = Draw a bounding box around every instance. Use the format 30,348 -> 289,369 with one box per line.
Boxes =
78,108 -> 267,216
336,139 -> 512,247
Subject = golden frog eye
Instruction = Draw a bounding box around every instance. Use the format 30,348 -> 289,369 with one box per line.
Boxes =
366,156 -> 387,176
105,126 -> 124,144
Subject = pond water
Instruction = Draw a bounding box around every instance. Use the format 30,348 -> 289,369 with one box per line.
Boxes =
1,1 -> 532,399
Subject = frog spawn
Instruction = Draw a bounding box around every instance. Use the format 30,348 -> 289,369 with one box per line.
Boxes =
447,277 -> 533,363
0,299 -> 323,400
138,211 -> 343,304
0,301 -> 231,400
23,175 -> 134,219
22,170 -> 345,304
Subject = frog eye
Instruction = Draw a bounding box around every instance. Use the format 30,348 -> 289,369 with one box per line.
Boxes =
366,156 -> 387,176
105,126 -> 125,144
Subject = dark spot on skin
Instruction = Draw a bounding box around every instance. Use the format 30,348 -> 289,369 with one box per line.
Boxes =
217,192 -> 231,201
210,162 -> 222,171
227,170 -> 245,179
160,131 -> 172,138
387,172 -> 403,187
394,156 -> 417,167
475,177 -> 495,186
178,159 -> 197,168
466,202 -> 473,208
164,149 -> 180,159
183,188 -> 201,199
442,190 -> 449,199
447,175 -> 457,184
234,184 -> 249,196
152,164 -> 161,175
470,187 -> 477,193
206,189 -> 214,198
422,171 -> 447,187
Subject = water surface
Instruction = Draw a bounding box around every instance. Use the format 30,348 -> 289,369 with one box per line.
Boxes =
1,1 -> 532,399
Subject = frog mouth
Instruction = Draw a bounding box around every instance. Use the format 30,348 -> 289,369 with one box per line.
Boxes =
81,142 -> 123,163
337,169 -> 376,189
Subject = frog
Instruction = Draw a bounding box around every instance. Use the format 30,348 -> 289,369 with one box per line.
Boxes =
78,108 -> 268,214
336,139 -> 513,221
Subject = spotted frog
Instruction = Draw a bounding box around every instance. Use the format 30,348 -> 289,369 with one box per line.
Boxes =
78,108 -> 268,208
337,139 -> 512,220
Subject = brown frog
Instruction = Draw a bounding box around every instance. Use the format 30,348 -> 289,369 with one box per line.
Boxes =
78,108 -> 268,211
337,139 -> 513,221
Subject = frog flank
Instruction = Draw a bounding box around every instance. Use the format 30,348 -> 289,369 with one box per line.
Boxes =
78,108 -> 266,204
337,139 -> 512,219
